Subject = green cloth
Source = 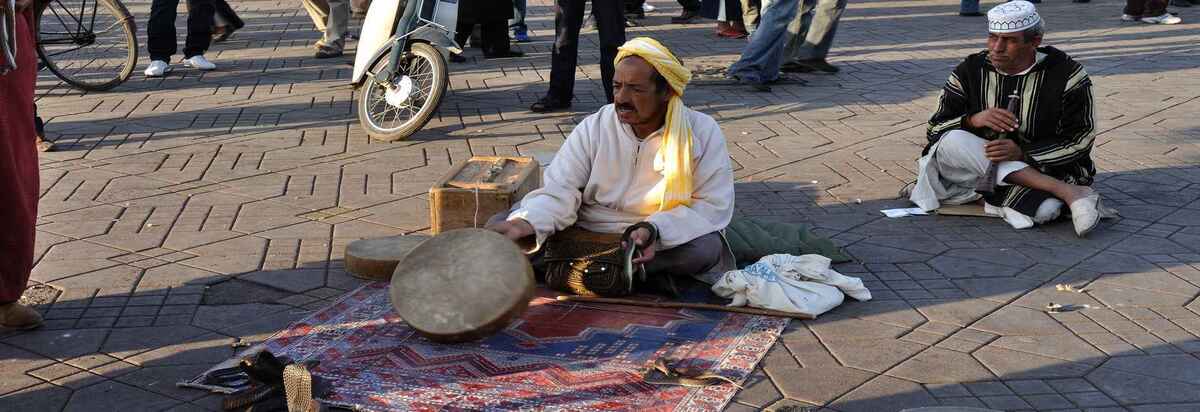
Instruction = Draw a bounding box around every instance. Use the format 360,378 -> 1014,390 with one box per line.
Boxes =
724,216 -> 851,267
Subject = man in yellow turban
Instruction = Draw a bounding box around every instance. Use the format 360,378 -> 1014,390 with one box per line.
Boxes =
488,37 -> 736,286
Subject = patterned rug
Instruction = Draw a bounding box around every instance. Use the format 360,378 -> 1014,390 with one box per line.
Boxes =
185,282 -> 788,411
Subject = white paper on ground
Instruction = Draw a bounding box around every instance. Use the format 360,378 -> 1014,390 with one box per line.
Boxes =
881,207 -> 928,218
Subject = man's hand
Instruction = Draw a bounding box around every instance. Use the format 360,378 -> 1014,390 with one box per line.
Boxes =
967,108 -> 1018,133
984,138 -> 1024,162
484,218 -> 535,242
624,227 -> 657,265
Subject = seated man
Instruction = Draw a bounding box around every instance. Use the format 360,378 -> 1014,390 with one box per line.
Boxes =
906,1 -> 1103,236
487,37 -> 735,288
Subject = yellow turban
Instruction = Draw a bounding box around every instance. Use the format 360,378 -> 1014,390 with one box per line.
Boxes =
615,37 -> 694,211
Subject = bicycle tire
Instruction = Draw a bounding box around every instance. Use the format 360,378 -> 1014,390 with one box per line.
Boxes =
36,0 -> 138,92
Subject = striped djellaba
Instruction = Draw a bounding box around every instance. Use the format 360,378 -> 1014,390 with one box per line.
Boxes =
924,46 -> 1097,218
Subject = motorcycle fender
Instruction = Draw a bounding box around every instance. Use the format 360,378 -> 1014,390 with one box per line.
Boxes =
408,26 -> 461,55
351,0 -> 402,84
352,35 -> 404,87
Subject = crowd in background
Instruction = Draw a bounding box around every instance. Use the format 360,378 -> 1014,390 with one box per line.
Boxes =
130,0 -> 1190,84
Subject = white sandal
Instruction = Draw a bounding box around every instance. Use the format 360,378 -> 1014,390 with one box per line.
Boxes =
1068,190 -> 1102,237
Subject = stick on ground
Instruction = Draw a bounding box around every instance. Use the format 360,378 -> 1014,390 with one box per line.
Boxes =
555,295 -> 816,320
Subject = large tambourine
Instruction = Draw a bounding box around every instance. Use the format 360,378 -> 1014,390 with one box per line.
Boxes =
388,228 -> 534,343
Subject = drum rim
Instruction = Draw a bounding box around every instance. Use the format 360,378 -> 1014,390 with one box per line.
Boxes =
346,234 -> 431,261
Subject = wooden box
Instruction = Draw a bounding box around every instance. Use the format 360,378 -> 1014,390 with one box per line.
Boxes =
429,156 -> 541,234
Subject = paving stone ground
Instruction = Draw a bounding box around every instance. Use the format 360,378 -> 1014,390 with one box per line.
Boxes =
3,0 -> 1200,410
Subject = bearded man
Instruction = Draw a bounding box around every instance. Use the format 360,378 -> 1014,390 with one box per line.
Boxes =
906,1 -> 1105,236
487,37 -> 735,290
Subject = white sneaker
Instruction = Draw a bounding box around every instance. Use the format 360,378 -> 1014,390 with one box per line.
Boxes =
183,55 -> 217,71
1120,14 -> 1139,21
1141,13 -> 1182,24
144,60 -> 172,77
642,3 -> 656,12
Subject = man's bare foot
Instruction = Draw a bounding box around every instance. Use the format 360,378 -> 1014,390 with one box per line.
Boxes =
36,137 -> 54,152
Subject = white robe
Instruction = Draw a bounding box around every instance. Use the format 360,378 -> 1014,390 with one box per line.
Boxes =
507,104 -> 735,250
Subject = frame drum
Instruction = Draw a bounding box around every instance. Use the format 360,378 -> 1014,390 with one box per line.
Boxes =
344,235 -> 430,281
389,228 -> 534,343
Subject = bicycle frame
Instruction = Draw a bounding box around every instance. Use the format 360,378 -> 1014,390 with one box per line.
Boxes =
351,0 -> 459,86
36,0 -> 104,55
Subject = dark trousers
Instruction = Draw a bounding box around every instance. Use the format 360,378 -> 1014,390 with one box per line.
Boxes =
1124,0 -> 1167,16
548,0 -> 625,103
529,231 -> 723,293
625,0 -> 645,14
455,20 -> 513,55
641,232 -> 722,278
213,0 -> 244,28
485,214 -> 723,281
678,0 -> 701,11
147,0 -> 216,61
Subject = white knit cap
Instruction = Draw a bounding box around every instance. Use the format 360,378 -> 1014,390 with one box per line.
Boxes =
988,1 -> 1041,33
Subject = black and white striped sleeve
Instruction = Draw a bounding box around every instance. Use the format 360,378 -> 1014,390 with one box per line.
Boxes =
1026,65 -> 1096,166
926,63 -> 972,145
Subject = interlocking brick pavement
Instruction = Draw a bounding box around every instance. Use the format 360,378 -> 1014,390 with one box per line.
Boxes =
4,0 -> 1200,410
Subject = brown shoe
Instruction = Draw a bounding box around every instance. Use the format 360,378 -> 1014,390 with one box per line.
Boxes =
0,303 -> 44,330
314,46 -> 344,59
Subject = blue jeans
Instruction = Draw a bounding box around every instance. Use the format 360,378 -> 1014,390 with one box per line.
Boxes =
961,0 -> 980,13
510,0 -> 528,32
727,0 -> 800,84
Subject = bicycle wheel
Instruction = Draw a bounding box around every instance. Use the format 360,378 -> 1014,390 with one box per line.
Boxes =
36,0 -> 138,91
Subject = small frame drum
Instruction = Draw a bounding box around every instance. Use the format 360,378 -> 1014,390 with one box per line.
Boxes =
389,228 -> 534,343
344,235 -> 430,281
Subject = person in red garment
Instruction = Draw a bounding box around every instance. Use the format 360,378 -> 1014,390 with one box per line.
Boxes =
0,0 -> 44,330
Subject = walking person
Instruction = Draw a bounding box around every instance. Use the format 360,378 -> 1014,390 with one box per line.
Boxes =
0,0 -> 45,330
672,0 -> 703,23
530,0 -> 625,113
452,0 -> 523,61
34,109 -> 52,152
780,0 -> 847,74
626,0 -> 646,19
740,0 -> 760,33
703,0 -> 749,38
300,0 -> 351,58
511,0 -> 530,42
144,0 -> 218,76
1122,0 -> 1183,23
725,0 -> 801,90
211,0 -> 245,43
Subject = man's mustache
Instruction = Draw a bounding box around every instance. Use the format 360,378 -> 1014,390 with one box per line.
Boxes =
616,104 -> 636,111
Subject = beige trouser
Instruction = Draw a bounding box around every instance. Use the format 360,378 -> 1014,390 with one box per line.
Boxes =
300,0 -> 350,49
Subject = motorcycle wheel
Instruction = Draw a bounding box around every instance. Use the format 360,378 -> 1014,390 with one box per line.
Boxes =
357,42 -> 448,142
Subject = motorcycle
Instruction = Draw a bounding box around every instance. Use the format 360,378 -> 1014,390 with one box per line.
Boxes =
353,0 -> 460,141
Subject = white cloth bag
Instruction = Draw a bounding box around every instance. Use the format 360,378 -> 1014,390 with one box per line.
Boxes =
711,254 -> 871,318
